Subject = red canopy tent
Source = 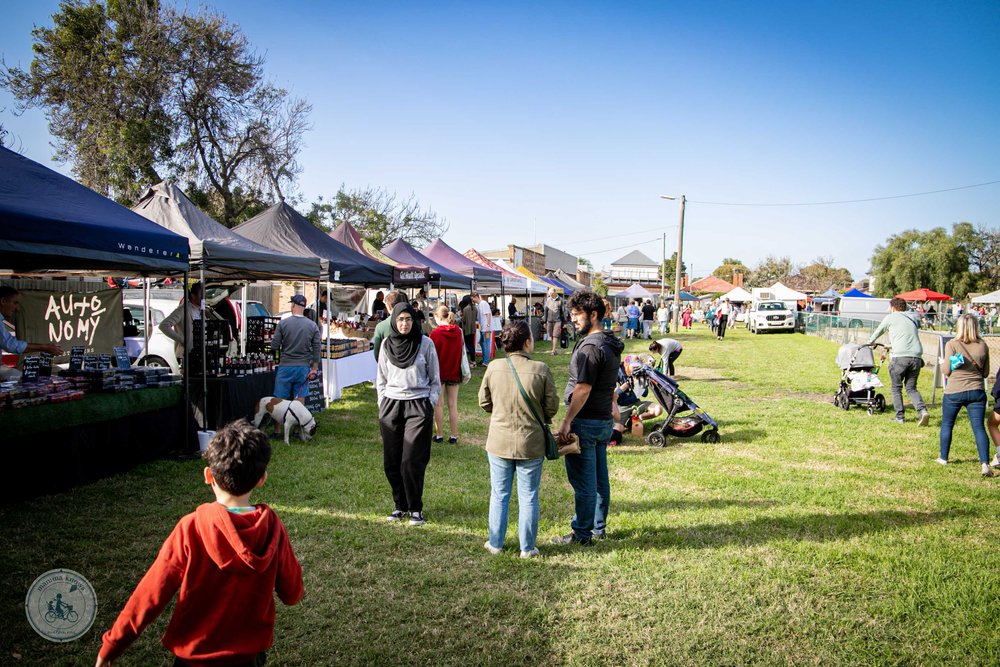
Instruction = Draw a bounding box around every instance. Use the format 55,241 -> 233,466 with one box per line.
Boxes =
896,288 -> 951,301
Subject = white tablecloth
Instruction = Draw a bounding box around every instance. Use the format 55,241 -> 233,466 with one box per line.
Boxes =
322,351 -> 376,400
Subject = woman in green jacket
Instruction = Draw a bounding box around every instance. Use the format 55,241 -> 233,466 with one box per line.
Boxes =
479,321 -> 559,558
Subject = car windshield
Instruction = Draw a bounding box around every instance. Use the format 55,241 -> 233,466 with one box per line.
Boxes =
758,302 -> 786,311
246,302 -> 270,318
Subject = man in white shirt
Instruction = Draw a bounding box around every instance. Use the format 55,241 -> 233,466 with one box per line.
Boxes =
472,292 -> 493,365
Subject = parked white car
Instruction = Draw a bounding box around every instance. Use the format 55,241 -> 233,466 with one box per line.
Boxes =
123,298 -> 183,373
749,301 -> 796,333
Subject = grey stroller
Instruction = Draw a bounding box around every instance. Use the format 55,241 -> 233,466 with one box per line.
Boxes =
833,343 -> 887,415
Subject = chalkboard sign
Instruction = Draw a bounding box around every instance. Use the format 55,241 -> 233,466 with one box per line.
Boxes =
69,346 -> 86,371
82,354 -> 98,371
21,355 -> 40,383
38,352 -> 52,376
98,353 -> 113,370
114,346 -> 132,370
304,369 -> 325,413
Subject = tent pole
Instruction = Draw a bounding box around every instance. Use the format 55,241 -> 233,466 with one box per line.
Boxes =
182,270 -> 190,447
200,264 -> 208,431
240,282 -> 247,356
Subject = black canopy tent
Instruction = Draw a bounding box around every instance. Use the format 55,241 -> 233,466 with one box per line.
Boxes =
0,147 -> 195,497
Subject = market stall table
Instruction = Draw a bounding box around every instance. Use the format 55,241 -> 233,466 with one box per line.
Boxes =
1,386 -> 197,503
322,351 -> 376,400
189,370 -> 277,430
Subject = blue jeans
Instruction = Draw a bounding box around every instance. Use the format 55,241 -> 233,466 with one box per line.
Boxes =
274,365 -> 311,399
564,417 -> 614,541
940,390 -> 990,462
487,453 -> 544,552
479,331 -> 492,365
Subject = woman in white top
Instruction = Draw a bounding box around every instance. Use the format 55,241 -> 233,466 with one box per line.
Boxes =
656,302 -> 669,334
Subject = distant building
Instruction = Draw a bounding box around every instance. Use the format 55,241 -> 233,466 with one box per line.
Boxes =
482,244 -> 546,275
688,275 -> 736,294
609,250 -> 660,284
530,244 -> 578,275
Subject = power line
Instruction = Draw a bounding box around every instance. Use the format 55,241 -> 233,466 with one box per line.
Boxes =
562,225 -> 672,249
577,237 -> 661,257
688,179 -> 1000,207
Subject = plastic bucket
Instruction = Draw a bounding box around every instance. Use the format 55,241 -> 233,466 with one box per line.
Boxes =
197,430 -> 216,451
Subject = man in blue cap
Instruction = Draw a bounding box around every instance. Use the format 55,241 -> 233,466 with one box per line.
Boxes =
272,294 -> 321,410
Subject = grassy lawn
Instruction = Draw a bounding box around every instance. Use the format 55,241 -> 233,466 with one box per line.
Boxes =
3,323 -> 999,665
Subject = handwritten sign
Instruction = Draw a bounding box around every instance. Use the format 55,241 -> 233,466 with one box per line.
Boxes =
15,289 -> 123,363
69,346 -> 86,371
98,354 -> 112,370
82,354 -> 98,371
304,370 -> 325,413
21,356 -> 40,383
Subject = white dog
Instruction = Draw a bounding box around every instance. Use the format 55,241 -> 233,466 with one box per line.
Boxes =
251,396 -> 318,444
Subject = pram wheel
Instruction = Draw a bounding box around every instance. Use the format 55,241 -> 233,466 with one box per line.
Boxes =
647,431 -> 666,448
701,430 -> 720,444
836,393 -> 849,411
874,393 -> 886,413
867,406 -> 874,416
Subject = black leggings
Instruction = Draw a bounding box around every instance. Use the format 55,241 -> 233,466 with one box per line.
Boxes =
666,350 -> 682,375
379,397 -> 434,512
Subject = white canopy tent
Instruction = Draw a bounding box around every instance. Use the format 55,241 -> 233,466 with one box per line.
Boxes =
722,286 -> 754,302
972,289 -> 1000,304
769,281 -> 808,301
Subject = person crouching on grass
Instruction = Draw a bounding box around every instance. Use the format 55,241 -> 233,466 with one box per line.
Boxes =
96,421 -> 304,667
376,302 -> 441,526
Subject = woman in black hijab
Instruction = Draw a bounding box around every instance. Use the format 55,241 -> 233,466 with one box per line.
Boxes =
375,302 -> 441,526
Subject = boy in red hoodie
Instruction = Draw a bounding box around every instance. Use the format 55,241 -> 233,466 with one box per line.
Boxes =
96,421 -> 304,667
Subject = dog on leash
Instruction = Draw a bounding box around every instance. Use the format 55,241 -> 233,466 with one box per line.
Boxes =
251,396 -> 318,444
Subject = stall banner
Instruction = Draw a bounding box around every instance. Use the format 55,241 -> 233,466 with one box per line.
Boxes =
16,289 -> 123,363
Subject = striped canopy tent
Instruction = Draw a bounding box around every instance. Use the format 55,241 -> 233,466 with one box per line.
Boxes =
544,273 -> 577,294
464,249 -> 528,291
382,238 -> 471,290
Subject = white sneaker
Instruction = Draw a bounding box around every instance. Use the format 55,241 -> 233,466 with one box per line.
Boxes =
386,510 -> 407,522
982,464 -> 996,478
918,411 -> 930,427
992,453 -> 1000,467
935,457 -> 948,466
483,541 -> 502,555
520,548 -> 540,559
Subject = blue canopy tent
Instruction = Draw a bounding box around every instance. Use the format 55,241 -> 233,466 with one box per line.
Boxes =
382,239 -> 471,290
811,287 -> 842,304
842,288 -> 873,298
0,147 -> 188,273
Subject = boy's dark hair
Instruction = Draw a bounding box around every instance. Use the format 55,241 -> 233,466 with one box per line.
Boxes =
385,291 -> 408,310
649,341 -> 662,353
0,286 -> 19,300
889,297 -> 907,311
569,290 -> 605,320
500,320 -> 531,352
205,420 -> 272,495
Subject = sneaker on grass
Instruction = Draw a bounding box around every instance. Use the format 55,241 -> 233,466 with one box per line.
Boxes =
520,548 -> 540,559
386,510 -> 407,522
408,512 -> 427,526
550,532 -> 593,546
483,541 -> 502,555
982,464 -> 996,478
935,458 -> 948,466
918,410 -> 930,427
992,453 -> 1000,468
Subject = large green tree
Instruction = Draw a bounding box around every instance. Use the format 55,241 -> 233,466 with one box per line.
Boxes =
712,257 -> 749,283
659,252 -> 687,290
796,257 -> 854,291
747,255 -> 793,287
2,0 -> 310,225
308,185 -> 447,248
869,225 -> 980,298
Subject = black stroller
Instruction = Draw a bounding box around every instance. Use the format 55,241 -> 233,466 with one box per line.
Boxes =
629,364 -> 720,446
833,343 -> 887,415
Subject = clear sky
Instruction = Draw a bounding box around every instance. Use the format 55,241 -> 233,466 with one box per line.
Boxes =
2,0 -> 998,280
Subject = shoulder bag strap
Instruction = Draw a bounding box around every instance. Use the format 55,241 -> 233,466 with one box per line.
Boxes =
506,357 -> 547,428
953,340 -> 985,376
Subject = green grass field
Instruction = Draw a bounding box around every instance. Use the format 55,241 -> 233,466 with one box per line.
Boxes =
3,324 -> 999,666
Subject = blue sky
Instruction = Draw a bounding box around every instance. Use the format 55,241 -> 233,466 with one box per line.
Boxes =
2,0 -> 998,280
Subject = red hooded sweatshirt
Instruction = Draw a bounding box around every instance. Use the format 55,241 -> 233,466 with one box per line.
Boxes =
99,503 -> 304,666
430,323 -> 465,382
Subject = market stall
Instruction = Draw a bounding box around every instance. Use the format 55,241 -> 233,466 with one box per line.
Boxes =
0,147 -> 194,502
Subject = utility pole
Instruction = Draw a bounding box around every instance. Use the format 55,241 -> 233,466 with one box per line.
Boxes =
660,194 -> 686,332
660,232 -> 666,300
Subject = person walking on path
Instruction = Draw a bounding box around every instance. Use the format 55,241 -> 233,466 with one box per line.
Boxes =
429,305 -> 465,444
681,305 -> 693,329
479,320 -> 559,558
372,291 -> 407,361
641,299 -> 656,339
937,314 -> 993,476
473,292 -> 494,366
626,300 -> 641,339
543,288 -> 563,355
656,301 -> 669,334
376,303 -> 441,526
716,300 -> 731,340
868,297 -> 930,426
459,294 -> 477,363
552,291 -> 623,546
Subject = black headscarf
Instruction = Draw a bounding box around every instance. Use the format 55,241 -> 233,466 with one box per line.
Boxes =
384,302 -> 423,368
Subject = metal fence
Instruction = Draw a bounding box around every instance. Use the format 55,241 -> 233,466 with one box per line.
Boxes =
796,312 -> 1000,376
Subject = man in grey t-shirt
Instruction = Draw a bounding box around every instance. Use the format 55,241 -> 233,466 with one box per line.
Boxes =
272,294 -> 321,402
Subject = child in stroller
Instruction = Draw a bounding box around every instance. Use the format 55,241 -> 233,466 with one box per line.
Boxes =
833,343 -> 888,415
